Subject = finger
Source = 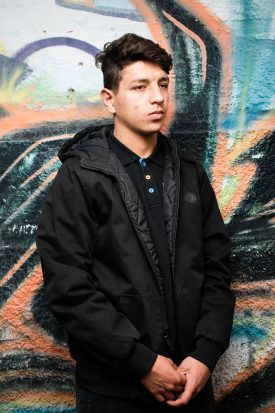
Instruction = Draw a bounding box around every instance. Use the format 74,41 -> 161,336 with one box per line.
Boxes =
179,372 -> 187,385
155,393 -> 165,403
174,373 -> 187,387
163,391 -> 176,401
166,387 -> 194,407
166,397 -> 187,407
171,378 -> 186,393
177,386 -> 194,405
173,384 -> 186,393
165,380 -> 185,391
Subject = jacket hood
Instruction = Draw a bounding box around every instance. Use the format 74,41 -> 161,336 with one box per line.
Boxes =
58,122 -> 114,163
58,122 -> 174,164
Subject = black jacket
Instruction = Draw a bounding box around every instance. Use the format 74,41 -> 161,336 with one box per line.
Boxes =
36,124 -> 235,403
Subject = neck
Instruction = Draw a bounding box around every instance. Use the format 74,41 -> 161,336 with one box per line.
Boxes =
113,125 -> 158,158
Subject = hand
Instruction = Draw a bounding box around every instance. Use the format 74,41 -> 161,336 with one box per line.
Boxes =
166,356 -> 211,407
141,355 -> 186,402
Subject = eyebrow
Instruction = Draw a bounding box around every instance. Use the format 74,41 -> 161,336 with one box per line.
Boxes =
129,76 -> 169,84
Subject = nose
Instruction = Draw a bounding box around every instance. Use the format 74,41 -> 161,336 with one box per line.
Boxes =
149,84 -> 165,104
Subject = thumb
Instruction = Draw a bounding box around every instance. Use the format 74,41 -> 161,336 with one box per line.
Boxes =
166,385 -> 193,407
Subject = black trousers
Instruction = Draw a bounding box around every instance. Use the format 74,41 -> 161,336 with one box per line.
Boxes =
76,384 -> 216,413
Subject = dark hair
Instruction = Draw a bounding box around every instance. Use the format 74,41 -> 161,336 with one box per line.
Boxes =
95,33 -> 172,92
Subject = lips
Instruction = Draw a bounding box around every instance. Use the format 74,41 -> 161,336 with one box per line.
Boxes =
149,110 -> 164,115
148,110 -> 165,121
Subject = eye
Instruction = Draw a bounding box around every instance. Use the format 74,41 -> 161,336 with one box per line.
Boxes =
160,83 -> 168,89
133,85 -> 145,90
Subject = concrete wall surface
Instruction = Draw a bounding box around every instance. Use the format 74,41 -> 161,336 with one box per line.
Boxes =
0,1 -> 274,412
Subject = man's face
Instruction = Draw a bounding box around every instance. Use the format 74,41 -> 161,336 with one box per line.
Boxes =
104,61 -> 169,138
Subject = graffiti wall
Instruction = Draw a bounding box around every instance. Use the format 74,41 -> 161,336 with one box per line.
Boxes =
0,0 -> 274,411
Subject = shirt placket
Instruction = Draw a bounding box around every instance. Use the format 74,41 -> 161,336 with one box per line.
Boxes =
138,158 -> 161,206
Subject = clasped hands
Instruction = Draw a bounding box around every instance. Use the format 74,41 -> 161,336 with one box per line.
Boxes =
141,355 -> 211,407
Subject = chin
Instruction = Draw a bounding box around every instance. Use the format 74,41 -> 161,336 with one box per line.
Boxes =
140,124 -> 163,135
139,129 -> 161,137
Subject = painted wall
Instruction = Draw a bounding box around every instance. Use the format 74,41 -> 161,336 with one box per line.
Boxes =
0,1 -> 274,412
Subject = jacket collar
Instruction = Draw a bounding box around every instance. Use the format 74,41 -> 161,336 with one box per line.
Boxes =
58,123 -> 174,170
108,131 -> 165,168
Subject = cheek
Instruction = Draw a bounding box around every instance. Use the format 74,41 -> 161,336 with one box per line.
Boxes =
163,92 -> 169,104
126,100 -> 142,116
115,94 -> 144,118
118,96 -> 135,111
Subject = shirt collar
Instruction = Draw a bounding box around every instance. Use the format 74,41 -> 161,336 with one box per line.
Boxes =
108,131 -> 164,167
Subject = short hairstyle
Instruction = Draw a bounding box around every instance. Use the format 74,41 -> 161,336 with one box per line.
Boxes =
95,33 -> 173,92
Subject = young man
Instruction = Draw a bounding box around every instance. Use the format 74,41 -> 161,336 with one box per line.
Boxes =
36,33 -> 235,412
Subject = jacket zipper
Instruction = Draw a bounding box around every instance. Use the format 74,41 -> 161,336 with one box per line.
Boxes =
170,146 -> 184,362
112,180 -> 171,345
80,161 -> 170,343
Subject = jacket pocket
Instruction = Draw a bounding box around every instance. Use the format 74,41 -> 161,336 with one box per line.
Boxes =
116,294 -> 164,353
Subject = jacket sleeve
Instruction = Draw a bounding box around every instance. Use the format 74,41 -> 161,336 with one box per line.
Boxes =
36,159 -> 157,378
189,163 -> 235,371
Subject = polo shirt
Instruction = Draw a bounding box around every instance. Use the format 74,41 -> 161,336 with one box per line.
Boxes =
108,132 -> 179,361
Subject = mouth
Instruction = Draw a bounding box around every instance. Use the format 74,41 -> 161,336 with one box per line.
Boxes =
148,110 -> 165,120
149,110 -> 164,115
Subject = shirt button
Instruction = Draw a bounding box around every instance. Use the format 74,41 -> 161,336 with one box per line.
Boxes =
148,187 -> 154,193
145,175 -> 151,180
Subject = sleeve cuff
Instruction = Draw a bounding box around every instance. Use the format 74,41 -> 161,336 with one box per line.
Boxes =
122,342 -> 158,379
189,338 -> 223,372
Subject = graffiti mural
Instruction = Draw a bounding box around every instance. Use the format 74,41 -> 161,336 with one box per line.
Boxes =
0,0 -> 274,412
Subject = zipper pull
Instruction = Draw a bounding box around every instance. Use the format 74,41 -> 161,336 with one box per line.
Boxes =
163,326 -> 169,339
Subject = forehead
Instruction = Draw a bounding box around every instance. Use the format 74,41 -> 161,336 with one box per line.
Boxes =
120,61 -> 168,82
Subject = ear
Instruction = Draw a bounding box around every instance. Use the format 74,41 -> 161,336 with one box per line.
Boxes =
101,88 -> 116,115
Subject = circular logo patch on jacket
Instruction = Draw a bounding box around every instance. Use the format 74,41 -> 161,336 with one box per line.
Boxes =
184,192 -> 197,203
